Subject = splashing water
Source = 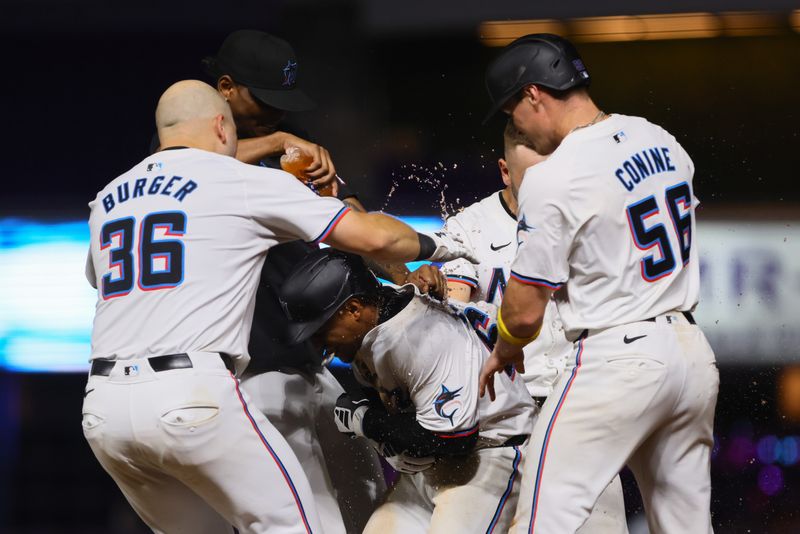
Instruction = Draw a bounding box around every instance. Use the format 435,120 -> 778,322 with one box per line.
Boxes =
380,162 -> 465,220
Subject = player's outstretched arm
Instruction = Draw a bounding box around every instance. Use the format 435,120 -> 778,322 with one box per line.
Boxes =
480,277 -> 551,400
323,210 -> 478,264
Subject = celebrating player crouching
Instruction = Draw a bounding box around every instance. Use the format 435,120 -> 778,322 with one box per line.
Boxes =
82,80 -> 476,534
278,249 -> 535,533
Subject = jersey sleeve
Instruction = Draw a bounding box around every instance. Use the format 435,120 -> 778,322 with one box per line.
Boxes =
241,165 -> 350,243
440,214 -> 479,290
385,312 -> 480,437
510,164 -> 572,290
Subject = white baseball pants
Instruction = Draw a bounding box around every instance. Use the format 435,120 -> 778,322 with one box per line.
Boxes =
364,444 -> 523,534
511,313 -> 718,534
81,352 -> 322,534
241,367 -> 386,534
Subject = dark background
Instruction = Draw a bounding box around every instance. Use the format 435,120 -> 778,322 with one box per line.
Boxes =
2,0 -> 800,532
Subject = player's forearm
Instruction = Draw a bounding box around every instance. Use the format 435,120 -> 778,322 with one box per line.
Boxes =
501,278 -> 551,338
325,211 -> 422,262
446,282 -> 472,303
234,132 -> 289,164
362,409 -> 478,458
341,197 -> 411,284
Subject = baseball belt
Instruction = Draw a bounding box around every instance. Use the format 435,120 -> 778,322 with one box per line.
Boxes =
90,353 -> 235,376
574,311 -> 696,341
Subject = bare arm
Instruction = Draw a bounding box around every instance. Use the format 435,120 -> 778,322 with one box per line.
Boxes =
446,281 -> 473,303
323,210 -> 424,262
342,196 -> 411,284
479,278 -> 551,400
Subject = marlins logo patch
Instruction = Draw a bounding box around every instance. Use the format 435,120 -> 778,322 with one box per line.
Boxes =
516,214 -> 535,246
282,60 -> 298,87
433,385 -> 463,425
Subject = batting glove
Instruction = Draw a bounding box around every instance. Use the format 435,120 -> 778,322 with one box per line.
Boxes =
334,393 -> 371,437
423,231 -> 479,264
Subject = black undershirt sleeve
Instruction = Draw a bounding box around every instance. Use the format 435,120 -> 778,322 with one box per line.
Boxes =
361,407 -> 478,458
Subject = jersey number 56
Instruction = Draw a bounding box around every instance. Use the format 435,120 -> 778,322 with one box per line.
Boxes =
100,211 -> 186,299
626,182 -> 692,282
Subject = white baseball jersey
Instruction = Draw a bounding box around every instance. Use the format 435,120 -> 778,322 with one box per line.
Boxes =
442,192 -> 570,397
86,147 -> 348,373
512,114 -> 699,337
351,289 -> 534,447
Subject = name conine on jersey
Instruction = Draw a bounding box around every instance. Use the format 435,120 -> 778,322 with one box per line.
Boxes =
615,146 -> 677,192
102,175 -> 198,213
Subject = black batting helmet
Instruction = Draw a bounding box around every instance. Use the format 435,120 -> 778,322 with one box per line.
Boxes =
483,33 -> 590,123
279,248 -> 381,344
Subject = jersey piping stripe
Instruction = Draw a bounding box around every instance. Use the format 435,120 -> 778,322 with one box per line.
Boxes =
528,336 -> 585,533
446,275 -> 479,289
229,374 -> 314,533
434,423 -> 479,439
509,271 -> 565,290
486,445 -> 522,534
311,206 -> 351,244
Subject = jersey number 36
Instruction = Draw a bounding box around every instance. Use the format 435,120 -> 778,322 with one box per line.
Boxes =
626,182 -> 692,282
100,211 -> 186,299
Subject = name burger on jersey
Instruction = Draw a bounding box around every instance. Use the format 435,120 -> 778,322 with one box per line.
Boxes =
101,173 -> 198,213
615,145 -> 676,192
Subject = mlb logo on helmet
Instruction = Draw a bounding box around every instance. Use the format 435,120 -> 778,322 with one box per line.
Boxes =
573,59 -> 589,79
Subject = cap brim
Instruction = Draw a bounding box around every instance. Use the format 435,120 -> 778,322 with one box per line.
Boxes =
481,86 -> 520,125
250,86 -> 316,112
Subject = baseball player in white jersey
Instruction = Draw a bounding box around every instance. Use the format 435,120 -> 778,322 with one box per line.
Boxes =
442,121 -> 628,533
82,80 -> 476,534
277,248 -> 535,533
479,35 -> 719,534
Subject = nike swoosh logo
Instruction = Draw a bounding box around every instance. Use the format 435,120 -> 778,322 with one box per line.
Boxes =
623,334 -> 647,344
490,242 -> 511,251
84,388 -> 95,398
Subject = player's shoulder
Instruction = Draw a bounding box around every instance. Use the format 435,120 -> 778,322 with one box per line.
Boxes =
446,191 -> 504,228
518,155 -> 569,202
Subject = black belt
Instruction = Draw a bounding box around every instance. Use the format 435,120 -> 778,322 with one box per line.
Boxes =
501,434 -> 529,447
90,353 -> 235,376
576,311 -> 696,341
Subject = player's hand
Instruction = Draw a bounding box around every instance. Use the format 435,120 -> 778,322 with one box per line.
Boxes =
334,393 -> 371,437
283,134 -> 338,196
479,338 -> 525,402
423,231 -> 479,264
406,264 -> 448,300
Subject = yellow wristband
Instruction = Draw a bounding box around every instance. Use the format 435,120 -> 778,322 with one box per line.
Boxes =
497,308 -> 540,346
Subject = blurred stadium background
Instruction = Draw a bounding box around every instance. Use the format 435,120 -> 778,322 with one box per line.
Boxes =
2,0 -> 799,531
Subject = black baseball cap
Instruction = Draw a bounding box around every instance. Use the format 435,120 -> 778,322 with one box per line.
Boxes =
280,249 -> 382,344
203,29 -> 315,112
483,33 -> 590,124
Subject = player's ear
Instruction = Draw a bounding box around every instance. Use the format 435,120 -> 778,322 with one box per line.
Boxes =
217,76 -> 235,102
498,158 -> 511,187
213,114 -> 227,144
522,84 -> 541,106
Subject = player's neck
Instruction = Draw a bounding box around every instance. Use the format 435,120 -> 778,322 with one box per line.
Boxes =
555,96 -> 603,143
500,188 -> 518,217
